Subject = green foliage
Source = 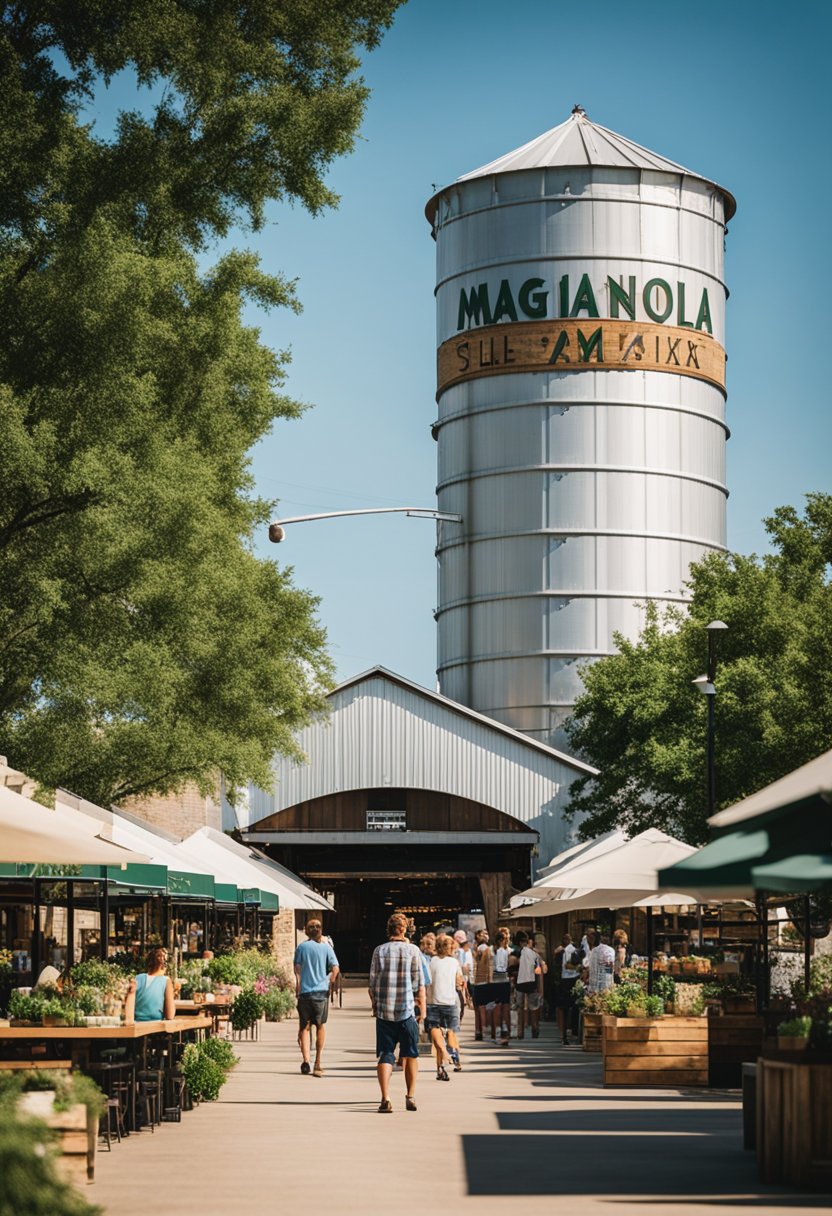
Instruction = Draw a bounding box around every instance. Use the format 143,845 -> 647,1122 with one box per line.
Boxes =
0,1 -> 406,805
778,1015 -> 812,1038
208,947 -> 286,988
68,960 -> 128,993
654,974 -> 677,1004
0,1069 -> 104,1120
605,982 -> 644,1017
230,987 -> 264,1031
0,1108 -> 101,1216
8,992 -> 45,1023
181,1042 -> 225,1102
198,1036 -> 238,1071
262,985 -> 295,1021
791,954 -> 832,1005
565,495 -> 832,843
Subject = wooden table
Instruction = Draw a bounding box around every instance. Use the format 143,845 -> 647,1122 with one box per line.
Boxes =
0,1017 -> 212,1065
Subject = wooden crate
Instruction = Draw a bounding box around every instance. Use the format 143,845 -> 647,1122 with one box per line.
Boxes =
19,1096 -> 97,1186
757,1057 -> 832,1189
602,1015 -> 708,1087
582,1012 -> 603,1053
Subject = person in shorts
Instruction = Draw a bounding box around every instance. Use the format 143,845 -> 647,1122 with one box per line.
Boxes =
427,933 -> 464,1079
294,919 -> 339,1077
513,931 -> 544,1039
369,912 -> 426,1113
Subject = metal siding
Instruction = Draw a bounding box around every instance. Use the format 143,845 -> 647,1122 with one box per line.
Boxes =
432,125 -> 730,749
245,676 -> 586,863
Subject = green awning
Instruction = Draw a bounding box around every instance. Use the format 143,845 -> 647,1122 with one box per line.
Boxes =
213,882 -> 240,905
659,830 -> 768,893
751,853 -> 832,893
241,887 -> 262,905
259,892 -> 279,912
167,870 -> 215,900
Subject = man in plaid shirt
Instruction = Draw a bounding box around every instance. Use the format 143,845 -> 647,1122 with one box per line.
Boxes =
369,911 -> 426,1113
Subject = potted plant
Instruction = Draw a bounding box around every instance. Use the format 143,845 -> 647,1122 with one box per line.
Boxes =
777,1015 -> 812,1051
654,974 -> 676,1014
41,998 -> 70,1028
8,991 -> 45,1026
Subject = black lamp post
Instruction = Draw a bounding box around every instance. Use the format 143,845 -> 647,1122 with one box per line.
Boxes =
692,620 -> 728,820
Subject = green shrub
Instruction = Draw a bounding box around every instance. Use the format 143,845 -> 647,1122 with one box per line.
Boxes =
262,987 -> 295,1022
198,1038 -> 238,1071
605,982 -> 643,1017
778,1015 -> 812,1037
8,992 -> 45,1024
230,988 -> 264,1031
643,995 -> 665,1018
654,975 -> 676,1004
207,948 -> 287,988
181,1044 -> 225,1102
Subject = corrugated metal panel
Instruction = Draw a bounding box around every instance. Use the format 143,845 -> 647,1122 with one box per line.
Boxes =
245,672 -> 591,864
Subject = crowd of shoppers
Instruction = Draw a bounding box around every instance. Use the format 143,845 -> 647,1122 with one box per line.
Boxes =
297,909 -> 622,1112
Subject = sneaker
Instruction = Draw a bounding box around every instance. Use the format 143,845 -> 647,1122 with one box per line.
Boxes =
300,1061 -> 311,1075
474,1033 -> 483,1042
313,1065 -> 324,1077
448,1047 -> 460,1068
405,1095 -> 417,1112
378,1099 -> 393,1114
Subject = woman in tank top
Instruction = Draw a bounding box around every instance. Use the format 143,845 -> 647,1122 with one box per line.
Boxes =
125,946 -> 176,1023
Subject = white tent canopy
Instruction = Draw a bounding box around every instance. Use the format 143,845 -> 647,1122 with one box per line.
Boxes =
108,813 -> 214,877
535,830 -> 626,881
520,829 -> 696,900
0,784 -> 150,866
180,827 -> 332,911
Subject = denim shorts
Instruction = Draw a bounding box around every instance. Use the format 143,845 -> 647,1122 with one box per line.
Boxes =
424,1004 -> 460,1033
375,1015 -> 420,1065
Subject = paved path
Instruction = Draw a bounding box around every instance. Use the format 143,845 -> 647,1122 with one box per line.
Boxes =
93,993 -> 829,1216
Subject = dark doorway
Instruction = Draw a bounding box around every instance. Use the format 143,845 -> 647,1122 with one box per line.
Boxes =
324,874 -> 483,973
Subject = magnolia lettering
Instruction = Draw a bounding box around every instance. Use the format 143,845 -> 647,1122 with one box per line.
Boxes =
457,274 -> 712,335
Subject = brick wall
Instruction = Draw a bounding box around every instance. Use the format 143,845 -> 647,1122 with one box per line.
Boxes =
122,782 -> 221,838
271,909 -> 297,978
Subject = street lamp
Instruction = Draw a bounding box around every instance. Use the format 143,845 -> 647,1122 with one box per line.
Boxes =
692,620 -> 729,820
268,507 -> 462,543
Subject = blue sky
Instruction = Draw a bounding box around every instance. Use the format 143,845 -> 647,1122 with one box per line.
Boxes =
91,0 -> 832,690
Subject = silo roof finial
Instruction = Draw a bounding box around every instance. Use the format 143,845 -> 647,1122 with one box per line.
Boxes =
572,104 -> 586,117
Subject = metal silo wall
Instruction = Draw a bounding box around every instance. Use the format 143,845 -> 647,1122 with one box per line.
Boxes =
432,166 -> 728,747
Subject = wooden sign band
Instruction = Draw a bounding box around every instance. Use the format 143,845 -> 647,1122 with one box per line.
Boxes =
437,319 -> 726,399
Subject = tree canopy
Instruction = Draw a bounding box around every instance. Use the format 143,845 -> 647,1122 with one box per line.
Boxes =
565,494 -> 832,844
0,1 -> 403,805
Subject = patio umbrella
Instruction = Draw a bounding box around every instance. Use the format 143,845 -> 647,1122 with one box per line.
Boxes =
517,828 -> 697,903
659,751 -> 832,896
0,784 -> 149,866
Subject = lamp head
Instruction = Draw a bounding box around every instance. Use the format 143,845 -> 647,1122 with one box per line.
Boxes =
692,675 -> 716,696
706,620 -> 728,632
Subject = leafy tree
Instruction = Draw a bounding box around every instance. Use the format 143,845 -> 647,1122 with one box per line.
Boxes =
565,494 -> 832,844
0,2 -> 403,805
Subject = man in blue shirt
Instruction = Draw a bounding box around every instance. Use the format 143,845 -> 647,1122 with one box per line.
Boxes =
294,919 -> 339,1077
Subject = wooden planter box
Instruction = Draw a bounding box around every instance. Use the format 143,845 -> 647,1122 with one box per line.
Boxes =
709,1014 -> 764,1087
19,1094 -> 97,1186
602,1015 -> 708,1087
757,1057 -> 832,1189
582,1012 -> 603,1053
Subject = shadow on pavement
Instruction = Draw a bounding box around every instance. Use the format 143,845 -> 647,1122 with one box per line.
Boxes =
496,1108 -> 740,1133
463,1131 -> 831,1202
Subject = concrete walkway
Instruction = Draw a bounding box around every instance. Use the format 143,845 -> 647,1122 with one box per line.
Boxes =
93,993 -> 829,1216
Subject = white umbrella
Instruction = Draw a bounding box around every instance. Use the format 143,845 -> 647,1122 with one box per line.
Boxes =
0,784 -> 149,866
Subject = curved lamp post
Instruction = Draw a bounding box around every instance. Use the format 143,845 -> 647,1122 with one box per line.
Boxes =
268,507 -> 461,543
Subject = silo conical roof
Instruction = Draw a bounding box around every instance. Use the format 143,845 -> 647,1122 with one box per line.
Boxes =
426,105 -> 736,222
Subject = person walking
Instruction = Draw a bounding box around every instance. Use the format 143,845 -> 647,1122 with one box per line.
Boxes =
294,919 -> 339,1077
369,912 -> 426,1113
612,929 -> 631,983
513,931 -> 544,1039
585,930 -> 616,994
471,929 -> 493,1041
491,928 -> 512,1046
453,929 -> 473,1022
427,933 -> 464,1079
552,933 -> 581,1045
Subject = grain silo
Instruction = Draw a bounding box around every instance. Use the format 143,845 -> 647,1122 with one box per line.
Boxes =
426,107 -> 735,748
